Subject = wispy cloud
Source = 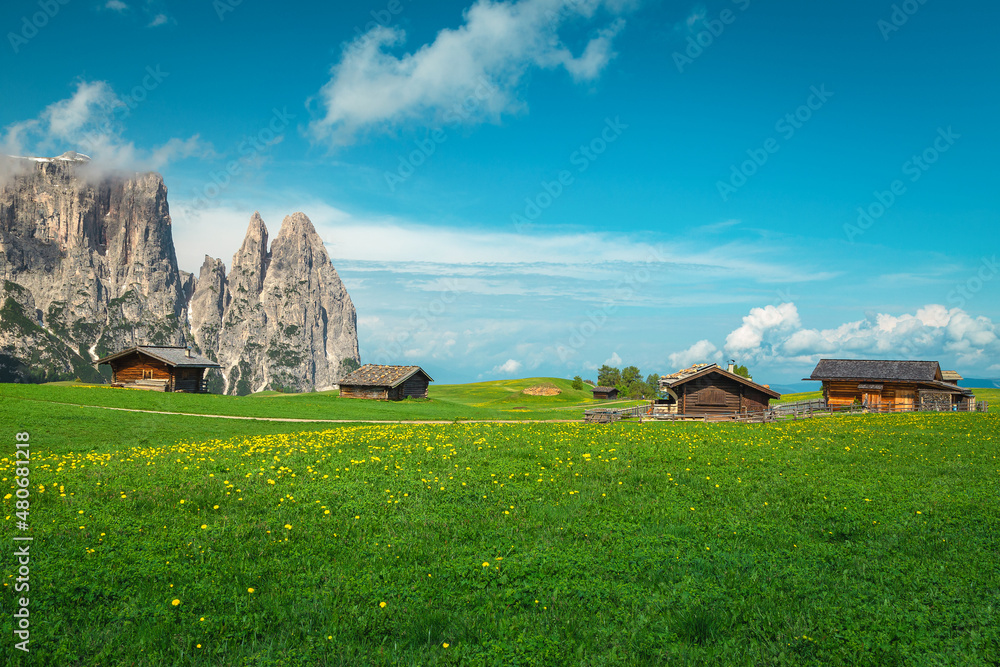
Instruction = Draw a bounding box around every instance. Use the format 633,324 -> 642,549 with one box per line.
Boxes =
147,13 -> 169,27
105,0 -> 129,11
309,0 -> 632,146
1,80 -> 214,182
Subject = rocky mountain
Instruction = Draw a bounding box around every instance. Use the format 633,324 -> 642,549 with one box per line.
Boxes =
189,212 -> 359,395
0,154 -> 359,393
0,153 -> 188,382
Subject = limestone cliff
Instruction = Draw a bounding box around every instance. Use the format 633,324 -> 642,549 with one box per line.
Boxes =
0,153 -> 189,382
188,212 -> 359,395
0,155 -> 360,393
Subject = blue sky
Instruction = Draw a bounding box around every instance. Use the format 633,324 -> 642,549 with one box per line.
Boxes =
2,0 -> 999,384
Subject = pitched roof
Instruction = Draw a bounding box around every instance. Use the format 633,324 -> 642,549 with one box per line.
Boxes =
340,364 -> 432,388
806,359 -> 942,382
661,363 -> 781,399
941,370 -> 963,382
660,363 -> 717,382
592,386 -> 618,393
95,345 -> 221,368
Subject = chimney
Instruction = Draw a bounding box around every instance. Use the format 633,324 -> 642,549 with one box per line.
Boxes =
185,345 -> 193,359
727,360 -> 735,374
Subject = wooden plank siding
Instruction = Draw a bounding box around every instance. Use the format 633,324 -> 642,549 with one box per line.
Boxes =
400,375 -> 429,399
678,375 -> 771,416
111,358 -> 172,385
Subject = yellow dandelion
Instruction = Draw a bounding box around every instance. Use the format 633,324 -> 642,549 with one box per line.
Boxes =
248,587 -> 255,594
200,524 -> 207,529
379,601 -> 386,608
171,599 -> 180,606
284,524 -> 292,529
443,642 -> 450,648
482,562 -> 489,567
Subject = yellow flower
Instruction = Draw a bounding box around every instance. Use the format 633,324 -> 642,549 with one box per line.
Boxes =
200,524 -> 207,529
196,644 -> 202,649
443,643 -> 450,648
171,599 -> 180,606
482,562 -> 489,567
379,601 -> 387,608
248,588 -> 255,594
284,524 -> 292,529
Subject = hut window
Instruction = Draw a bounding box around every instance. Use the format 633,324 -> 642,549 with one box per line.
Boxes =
701,387 -> 727,405
143,369 -> 153,380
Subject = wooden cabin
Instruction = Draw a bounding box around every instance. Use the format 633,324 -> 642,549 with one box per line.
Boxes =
805,359 -> 975,411
654,363 -> 779,417
96,345 -> 221,393
338,364 -> 433,400
591,386 -> 619,400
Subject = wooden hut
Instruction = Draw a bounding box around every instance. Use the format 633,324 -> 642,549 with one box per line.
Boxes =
591,386 -> 619,400
338,364 -> 433,400
96,345 -> 221,392
654,363 -> 779,417
804,359 -> 974,411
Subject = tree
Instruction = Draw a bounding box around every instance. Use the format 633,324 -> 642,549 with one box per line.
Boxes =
597,365 -> 621,387
340,357 -> 360,377
733,364 -> 750,378
620,365 -> 642,387
571,375 -> 584,391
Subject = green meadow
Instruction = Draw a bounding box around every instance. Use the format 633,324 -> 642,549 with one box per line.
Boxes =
1,384 -> 998,666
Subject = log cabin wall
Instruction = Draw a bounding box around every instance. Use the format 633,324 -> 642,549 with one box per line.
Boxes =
340,386 -> 391,400
679,375 -> 743,415
401,375 -> 429,398
172,368 -> 206,393
111,356 -> 171,384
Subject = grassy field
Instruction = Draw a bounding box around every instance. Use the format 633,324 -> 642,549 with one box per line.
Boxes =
2,387 -> 998,666
0,377 -> 623,424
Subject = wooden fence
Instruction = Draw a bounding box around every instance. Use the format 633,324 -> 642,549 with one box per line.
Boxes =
585,397 -> 989,424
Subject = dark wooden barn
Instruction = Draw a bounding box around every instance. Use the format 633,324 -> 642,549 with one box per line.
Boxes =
338,364 -> 433,400
96,345 -> 221,393
654,363 -> 780,416
591,386 -> 619,400
805,359 -> 974,411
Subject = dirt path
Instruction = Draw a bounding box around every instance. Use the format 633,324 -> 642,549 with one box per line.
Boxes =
33,400 -> 583,425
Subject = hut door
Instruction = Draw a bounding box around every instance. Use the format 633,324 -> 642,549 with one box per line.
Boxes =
897,389 -> 915,412
863,390 -> 881,411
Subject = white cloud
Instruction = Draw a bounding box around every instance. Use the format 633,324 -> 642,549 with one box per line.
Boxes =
714,302 -> 1000,374
492,358 -> 523,376
309,0 -> 631,145
668,339 -> 720,369
147,13 -> 169,27
604,352 -> 622,366
1,80 -> 213,182
724,302 -> 801,355
105,1 -> 128,11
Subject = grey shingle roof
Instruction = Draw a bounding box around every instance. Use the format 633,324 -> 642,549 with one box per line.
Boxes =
340,364 -> 432,388
807,359 -> 941,382
592,386 -> 618,393
95,345 -> 221,368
